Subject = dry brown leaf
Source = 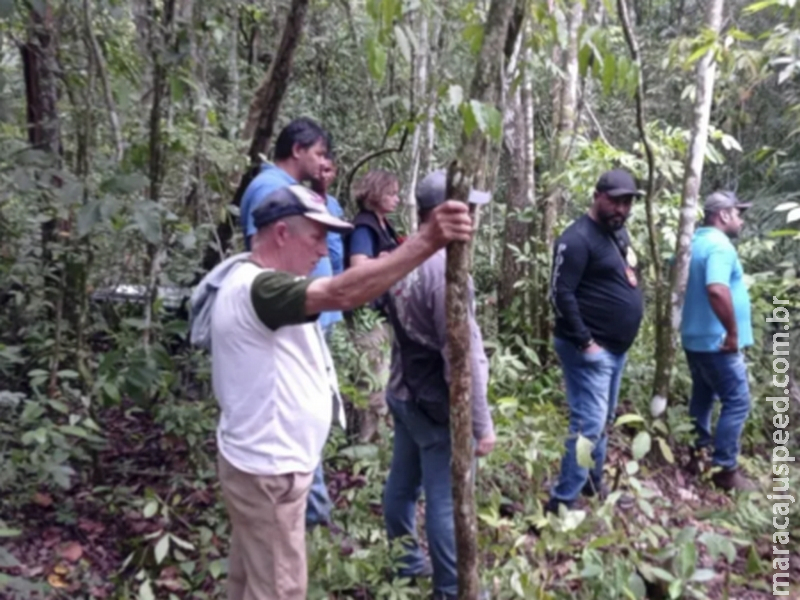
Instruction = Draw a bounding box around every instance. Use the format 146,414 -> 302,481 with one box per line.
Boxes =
60,541 -> 83,563
47,573 -> 68,589
25,565 -> 45,577
53,564 -> 69,575
78,518 -> 105,534
33,492 -> 53,507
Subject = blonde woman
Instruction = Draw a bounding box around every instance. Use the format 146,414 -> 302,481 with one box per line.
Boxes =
347,169 -> 402,265
344,169 -> 402,442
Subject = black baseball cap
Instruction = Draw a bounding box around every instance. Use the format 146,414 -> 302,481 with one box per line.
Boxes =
595,169 -> 643,198
416,169 -> 492,211
252,185 -> 353,233
703,190 -> 752,214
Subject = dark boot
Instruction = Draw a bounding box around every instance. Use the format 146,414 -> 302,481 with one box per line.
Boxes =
528,498 -> 569,536
543,497 -> 572,516
583,480 -> 635,510
711,467 -> 757,492
582,479 -> 609,499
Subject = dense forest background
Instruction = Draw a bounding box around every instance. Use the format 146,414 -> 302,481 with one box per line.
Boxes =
1,0 -> 799,597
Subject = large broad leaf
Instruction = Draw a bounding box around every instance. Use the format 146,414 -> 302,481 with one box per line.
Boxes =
77,201 -> 103,237
393,24 -> 412,64
632,431 -> 652,460
657,437 -> 675,464
154,535 -> 170,564
602,53 -> 616,96
685,40 -> 716,67
699,532 -> 737,564
690,568 -> 716,582
615,413 -> 645,427
743,0 -> 781,14
578,42 -> 595,79
626,572 -> 647,599
463,100 -> 503,142
447,85 -> 464,110
463,23 -> 484,54
101,173 -> 149,195
139,580 -> 155,600
365,37 -> 387,83
132,202 -> 162,245
677,541 -> 698,580
576,434 -> 595,469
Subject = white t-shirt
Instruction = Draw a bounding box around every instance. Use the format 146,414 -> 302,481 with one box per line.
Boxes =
210,261 -> 334,475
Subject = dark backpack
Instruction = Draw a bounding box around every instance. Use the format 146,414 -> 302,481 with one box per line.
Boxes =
384,295 -> 451,425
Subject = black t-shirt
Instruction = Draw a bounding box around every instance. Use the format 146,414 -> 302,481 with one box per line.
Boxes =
550,214 -> 644,354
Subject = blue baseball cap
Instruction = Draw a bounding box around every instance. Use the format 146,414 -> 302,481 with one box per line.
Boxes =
252,185 -> 353,233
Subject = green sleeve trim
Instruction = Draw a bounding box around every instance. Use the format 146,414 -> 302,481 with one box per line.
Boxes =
250,271 -> 317,331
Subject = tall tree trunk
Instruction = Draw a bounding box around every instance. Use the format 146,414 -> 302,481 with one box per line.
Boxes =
538,0 -> 582,357
143,0 -> 176,348
445,0 -> 516,596
420,12 -> 442,175
201,0 -> 310,274
83,0 -> 124,163
405,8 -> 428,232
243,0 -> 310,156
339,0 -> 386,134
22,0 -> 63,395
22,4 -> 60,157
184,0 -> 209,227
498,16 -> 533,329
227,8 -> 240,139
652,0 -> 724,413
616,0 -> 661,403
556,0 -> 582,162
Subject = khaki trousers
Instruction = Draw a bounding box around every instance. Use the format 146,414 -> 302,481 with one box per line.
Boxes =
217,454 -> 313,600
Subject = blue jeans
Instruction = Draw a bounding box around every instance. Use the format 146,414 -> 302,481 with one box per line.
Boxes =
685,350 -> 751,470
306,461 -> 332,527
549,337 -> 627,507
384,396 -> 457,596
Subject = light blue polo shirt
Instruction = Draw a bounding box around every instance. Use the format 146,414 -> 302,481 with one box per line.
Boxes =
240,164 -> 342,331
681,226 -> 753,351
241,164 -> 297,245
325,195 -> 345,276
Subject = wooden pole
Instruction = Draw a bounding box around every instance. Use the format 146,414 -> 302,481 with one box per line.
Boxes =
445,0 -> 516,596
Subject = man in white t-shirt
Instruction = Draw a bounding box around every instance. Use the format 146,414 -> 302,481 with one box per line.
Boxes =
205,183 -> 474,600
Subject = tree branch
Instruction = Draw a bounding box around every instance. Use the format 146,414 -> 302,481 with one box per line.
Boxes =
243,0 -> 310,160
617,0 -> 659,278
343,126 -> 409,207
583,96 -> 610,146
82,0 -> 124,163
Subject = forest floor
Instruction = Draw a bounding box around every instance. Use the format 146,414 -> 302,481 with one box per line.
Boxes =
2,397 -> 799,600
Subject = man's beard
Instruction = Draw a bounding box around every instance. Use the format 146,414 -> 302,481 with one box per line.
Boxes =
598,211 -> 626,231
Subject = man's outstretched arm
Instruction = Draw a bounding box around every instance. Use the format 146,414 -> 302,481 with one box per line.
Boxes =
306,201 -> 472,313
